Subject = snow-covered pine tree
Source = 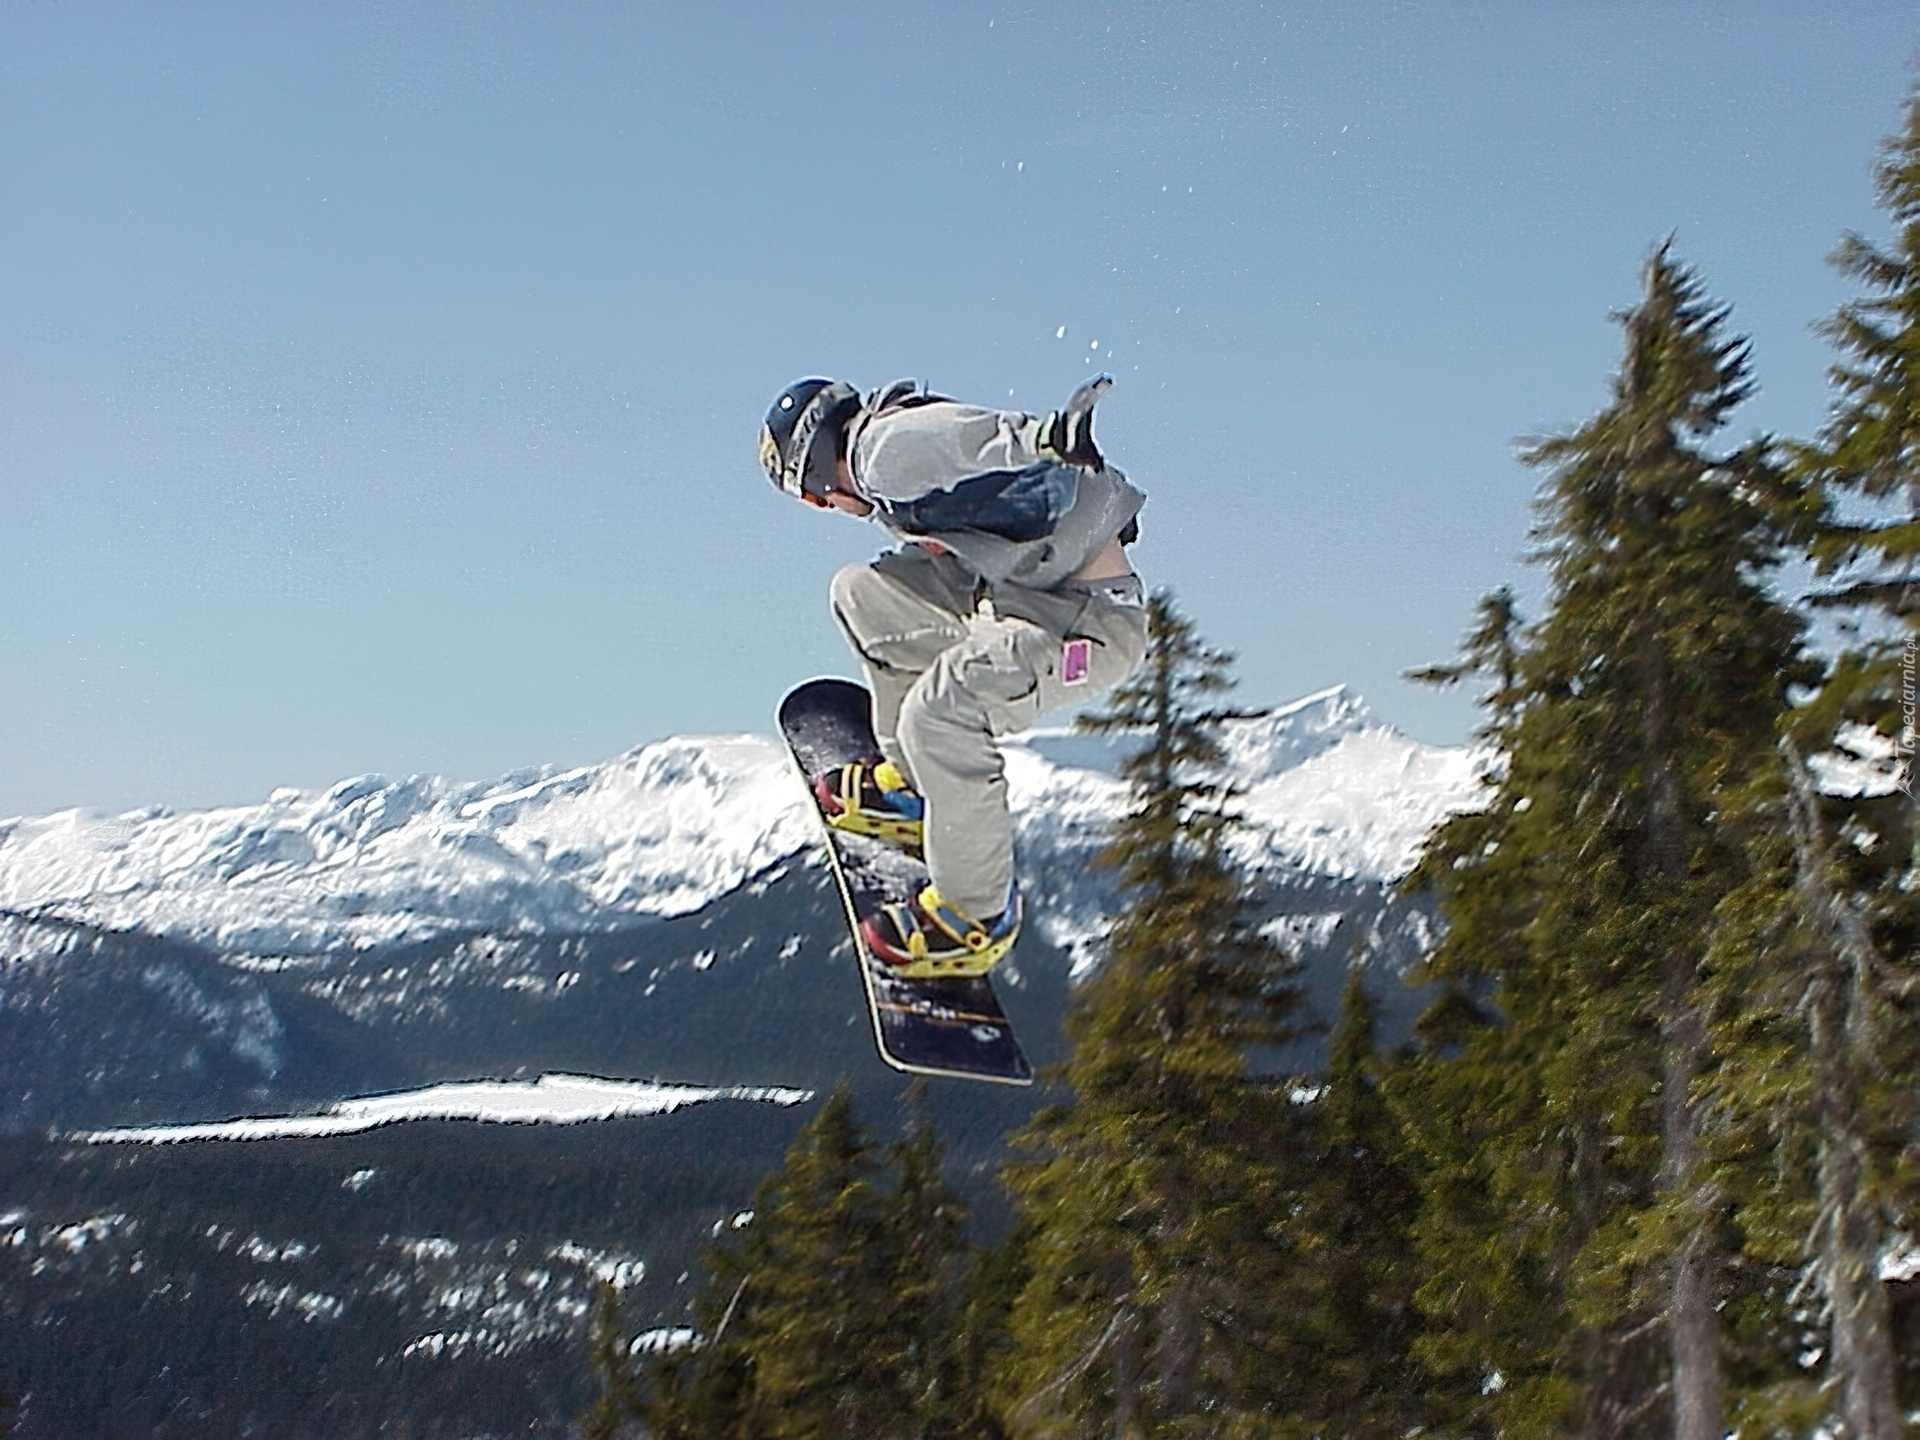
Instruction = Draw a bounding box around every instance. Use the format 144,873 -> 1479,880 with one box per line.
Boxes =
996,593 -> 1311,1437
1403,244 -> 1812,1440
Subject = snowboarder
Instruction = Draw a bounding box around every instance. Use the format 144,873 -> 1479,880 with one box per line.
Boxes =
760,376 -> 1147,971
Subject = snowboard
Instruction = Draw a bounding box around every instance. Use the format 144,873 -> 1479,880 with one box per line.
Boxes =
778,677 -> 1033,1086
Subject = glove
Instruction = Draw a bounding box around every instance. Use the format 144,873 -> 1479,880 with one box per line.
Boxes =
1040,374 -> 1111,470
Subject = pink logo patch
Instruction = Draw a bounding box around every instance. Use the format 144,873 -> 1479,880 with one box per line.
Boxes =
1061,638 -> 1092,686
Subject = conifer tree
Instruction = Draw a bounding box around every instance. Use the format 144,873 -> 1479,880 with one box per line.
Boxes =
1713,82 -> 1920,1439
952,1221 -> 1033,1440
1290,969 -> 1425,1439
640,1084 -> 977,1440
1402,244 -> 1812,1440
997,593 -> 1310,1437
1404,585 -> 1524,734
1702,737 -> 1914,1440
1802,80 -> 1920,748
581,1281 -> 645,1440
876,1107 -> 987,1437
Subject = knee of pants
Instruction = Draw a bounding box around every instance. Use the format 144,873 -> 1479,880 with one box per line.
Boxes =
829,562 -> 896,661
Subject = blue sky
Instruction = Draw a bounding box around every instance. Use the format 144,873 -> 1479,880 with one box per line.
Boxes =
3,2 -> 1915,817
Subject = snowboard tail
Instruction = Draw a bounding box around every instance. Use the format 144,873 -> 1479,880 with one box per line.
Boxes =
779,678 -> 1033,1086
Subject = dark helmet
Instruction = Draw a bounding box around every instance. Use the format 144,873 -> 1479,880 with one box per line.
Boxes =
760,378 -> 861,503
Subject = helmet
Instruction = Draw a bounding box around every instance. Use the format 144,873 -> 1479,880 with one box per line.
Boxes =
760,378 -> 861,503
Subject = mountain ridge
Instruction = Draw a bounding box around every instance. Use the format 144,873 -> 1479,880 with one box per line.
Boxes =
0,684 -> 1491,963
1,684 -> 1487,1438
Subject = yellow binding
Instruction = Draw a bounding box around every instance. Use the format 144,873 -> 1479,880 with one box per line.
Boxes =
820,762 -> 923,847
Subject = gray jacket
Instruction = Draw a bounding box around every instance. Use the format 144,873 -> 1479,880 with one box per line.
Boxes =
846,386 -> 1145,592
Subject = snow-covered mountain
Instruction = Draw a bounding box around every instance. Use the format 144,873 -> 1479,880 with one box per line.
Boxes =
1,686 -> 1491,1439
0,685 -> 1489,961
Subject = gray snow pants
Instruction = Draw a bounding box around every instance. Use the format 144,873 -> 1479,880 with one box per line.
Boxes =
830,546 -> 1148,920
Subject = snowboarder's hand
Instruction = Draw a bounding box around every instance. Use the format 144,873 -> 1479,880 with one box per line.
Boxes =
1040,375 -> 1111,470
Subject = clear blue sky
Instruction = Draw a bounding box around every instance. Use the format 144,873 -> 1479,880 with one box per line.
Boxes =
3,2 -> 1915,817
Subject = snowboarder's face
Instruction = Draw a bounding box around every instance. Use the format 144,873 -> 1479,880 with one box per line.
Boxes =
822,455 -> 872,517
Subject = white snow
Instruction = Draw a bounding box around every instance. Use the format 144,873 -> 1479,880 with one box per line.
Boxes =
1808,723 -> 1907,799
1003,687 -> 1495,972
1009,685 -> 1494,883
1261,912 -> 1346,956
0,733 -> 815,956
550,1240 -> 645,1289
631,1326 -> 700,1355
1880,1239 -> 1920,1283
78,1073 -> 813,1144
1013,683 -> 1489,879
1224,689 -> 1492,881
1,686 -> 1492,960
242,1280 -> 346,1322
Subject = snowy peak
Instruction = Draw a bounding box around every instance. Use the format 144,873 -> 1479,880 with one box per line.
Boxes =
1010,685 -> 1489,888
0,688 -> 1491,959
1222,684 -> 1381,781
1222,686 -> 1492,881
0,734 -> 814,956
1014,683 -> 1374,779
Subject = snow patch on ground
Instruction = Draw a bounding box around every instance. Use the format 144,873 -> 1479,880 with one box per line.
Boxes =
1261,912 -> 1347,957
1809,723 -> 1906,799
78,1073 -> 813,1144
631,1326 -> 700,1355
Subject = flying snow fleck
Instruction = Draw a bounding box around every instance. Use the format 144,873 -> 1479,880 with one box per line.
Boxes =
1055,325 -> 1067,339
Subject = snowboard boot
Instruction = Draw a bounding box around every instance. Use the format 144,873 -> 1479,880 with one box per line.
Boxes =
862,883 -> 1021,979
814,759 -> 925,849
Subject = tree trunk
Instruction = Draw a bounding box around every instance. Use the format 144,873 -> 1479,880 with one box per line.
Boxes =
1150,1279 -> 1196,1422
1825,1130 -> 1900,1440
1110,1304 -> 1142,1440
1660,980 -> 1723,1440
1641,644 -> 1724,1440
